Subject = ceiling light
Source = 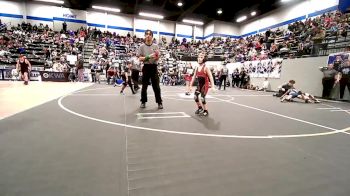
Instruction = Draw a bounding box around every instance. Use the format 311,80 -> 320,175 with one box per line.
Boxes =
281,0 -> 293,2
139,12 -> 164,19
183,19 -> 204,25
217,9 -> 223,15
34,0 -> 64,4
236,16 -> 247,23
177,2 -> 183,7
251,11 -> 256,16
92,5 -> 121,13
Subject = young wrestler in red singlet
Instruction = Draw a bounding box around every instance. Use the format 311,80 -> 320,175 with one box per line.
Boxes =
190,52 -> 216,116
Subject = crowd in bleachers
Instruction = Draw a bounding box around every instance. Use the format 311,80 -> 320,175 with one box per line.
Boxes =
85,30 -> 145,84
1,10 -> 349,86
162,11 -> 350,62
0,20 -> 87,74
80,10 -> 350,87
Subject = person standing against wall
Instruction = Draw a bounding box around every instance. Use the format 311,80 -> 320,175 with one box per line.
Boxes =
218,63 -> 229,90
232,68 -> 240,88
62,21 -> 67,33
76,55 -> 84,82
138,30 -> 163,109
319,64 -> 338,99
335,59 -> 350,100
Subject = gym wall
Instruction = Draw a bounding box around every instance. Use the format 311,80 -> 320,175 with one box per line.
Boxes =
250,56 -> 349,99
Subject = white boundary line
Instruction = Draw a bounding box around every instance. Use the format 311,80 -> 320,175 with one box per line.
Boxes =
214,94 -> 272,97
58,92 -> 350,139
67,93 -> 235,102
137,112 -> 189,115
74,86 -> 115,93
210,96 -> 339,132
317,98 -> 348,104
317,108 -> 341,110
69,94 -> 119,96
138,116 -> 191,119
137,112 -> 190,119
331,110 -> 350,112
162,95 -> 234,102
120,87 -> 130,195
321,103 -> 350,115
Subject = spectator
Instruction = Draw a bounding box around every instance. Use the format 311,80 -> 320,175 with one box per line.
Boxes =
258,78 -> 270,91
336,59 -> 350,100
62,21 -> 67,32
311,27 -> 326,55
76,55 -> 84,82
218,63 -> 229,90
320,63 -> 338,99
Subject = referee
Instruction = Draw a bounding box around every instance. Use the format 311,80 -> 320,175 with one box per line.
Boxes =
138,30 -> 163,109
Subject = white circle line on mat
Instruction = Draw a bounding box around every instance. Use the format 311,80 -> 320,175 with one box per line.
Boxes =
57,87 -> 350,139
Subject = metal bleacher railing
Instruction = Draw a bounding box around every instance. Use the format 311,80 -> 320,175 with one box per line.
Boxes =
317,30 -> 350,56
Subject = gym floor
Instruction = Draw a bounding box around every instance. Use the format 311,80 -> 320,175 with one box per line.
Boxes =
1,82 -> 350,196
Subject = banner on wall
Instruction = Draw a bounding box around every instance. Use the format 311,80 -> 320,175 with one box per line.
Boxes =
67,55 -> 77,65
39,71 -> 69,82
327,52 -> 350,71
181,58 -> 283,78
0,69 -> 69,82
235,58 -> 283,78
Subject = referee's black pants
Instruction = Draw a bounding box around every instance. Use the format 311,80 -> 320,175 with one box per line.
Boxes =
141,64 -> 162,104
322,77 -> 334,98
339,77 -> 350,99
219,75 -> 227,90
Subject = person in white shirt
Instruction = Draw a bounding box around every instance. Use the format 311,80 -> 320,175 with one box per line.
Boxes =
128,54 -> 142,91
258,78 -> 270,91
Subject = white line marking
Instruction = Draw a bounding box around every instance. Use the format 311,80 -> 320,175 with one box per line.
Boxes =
57,86 -> 350,139
222,94 -> 272,97
74,86 -> 115,93
321,103 -> 350,115
120,86 -> 131,196
137,112 -> 190,119
331,110 -> 350,112
317,107 -> 341,110
58,93 -> 350,139
176,93 -> 271,98
338,127 -> 350,135
137,112 -> 188,115
317,98 -> 347,103
162,94 -> 234,102
210,96 -> 338,131
70,94 -> 119,96
138,115 -> 191,119
69,93 -> 193,97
